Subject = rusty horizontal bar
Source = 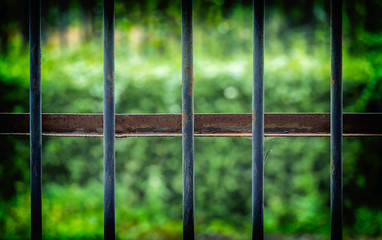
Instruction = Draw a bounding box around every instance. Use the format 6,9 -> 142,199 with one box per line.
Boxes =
0,113 -> 381,137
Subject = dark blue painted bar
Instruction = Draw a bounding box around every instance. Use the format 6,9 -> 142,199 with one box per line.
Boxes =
29,0 -> 42,238
103,0 -> 115,239
181,0 -> 194,239
330,0 -> 343,239
252,0 -> 264,239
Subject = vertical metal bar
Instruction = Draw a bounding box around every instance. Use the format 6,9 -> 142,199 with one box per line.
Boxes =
29,0 -> 42,238
252,0 -> 264,239
103,0 -> 115,239
330,0 -> 343,239
182,0 -> 194,239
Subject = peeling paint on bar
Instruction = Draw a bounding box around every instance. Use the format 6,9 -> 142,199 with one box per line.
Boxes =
181,0 -> 195,238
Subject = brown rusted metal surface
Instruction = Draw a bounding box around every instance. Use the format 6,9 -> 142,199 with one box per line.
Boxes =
0,113 -> 381,137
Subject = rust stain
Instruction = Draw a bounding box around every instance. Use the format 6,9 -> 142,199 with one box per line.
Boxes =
188,78 -> 194,96
252,110 -> 256,121
2,113 -> 382,137
182,100 -> 186,106
107,81 -> 114,105
184,66 -> 191,73
182,111 -> 188,126
331,156 -> 334,175
331,75 -> 335,86
183,133 -> 187,139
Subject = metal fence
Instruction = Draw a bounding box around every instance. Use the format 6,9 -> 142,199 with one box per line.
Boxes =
1,0 -> 382,239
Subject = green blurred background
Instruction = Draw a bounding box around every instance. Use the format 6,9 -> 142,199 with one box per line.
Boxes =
1,0 -> 382,239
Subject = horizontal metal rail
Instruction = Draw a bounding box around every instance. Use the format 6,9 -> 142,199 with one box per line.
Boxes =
0,113 -> 381,137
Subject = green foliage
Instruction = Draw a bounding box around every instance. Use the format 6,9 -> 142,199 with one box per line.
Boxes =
1,1 -> 382,239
